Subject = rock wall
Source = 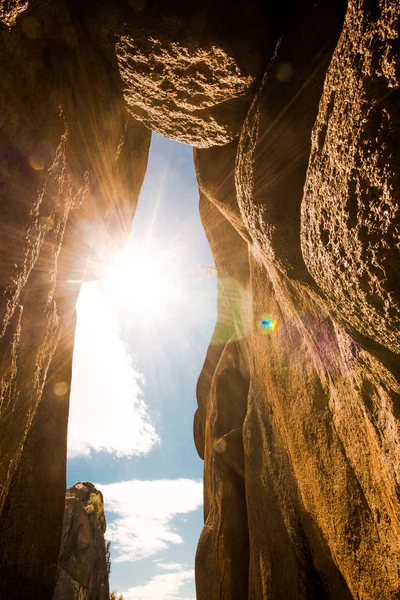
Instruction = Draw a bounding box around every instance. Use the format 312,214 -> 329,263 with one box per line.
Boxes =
301,0 -> 400,354
0,1 -> 150,596
195,0 -> 400,598
0,0 -> 399,599
53,482 -> 110,600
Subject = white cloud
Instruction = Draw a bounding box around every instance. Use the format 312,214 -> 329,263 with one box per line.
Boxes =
99,479 -> 203,562
156,562 -> 184,571
68,282 -> 159,458
122,566 -> 195,600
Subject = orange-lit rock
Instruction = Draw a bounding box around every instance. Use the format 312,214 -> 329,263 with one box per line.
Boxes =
301,0 -> 400,354
115,1 -> 272,147
195,1 -> 400,598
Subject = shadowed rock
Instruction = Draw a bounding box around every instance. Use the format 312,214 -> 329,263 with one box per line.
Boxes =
236,0 -> 347,282
0,290 -> 78,599
195,194 -> 250,600
194,139 -> 250,241
0,2 -> 150,596
53,482 -> 110,600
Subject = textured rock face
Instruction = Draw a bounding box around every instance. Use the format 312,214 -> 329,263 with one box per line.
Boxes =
301,0 -> 400,354
194,194 -> 251,600
115,1 -> 272,147
53,482 -> 110,600
0,304 -> 78,598
0,0 -> 27,26
116,31 -> 252,148
0,0 -> 399,599
0,2 -> 150,597
194,1 -> 400,599
235,0 -> 348,282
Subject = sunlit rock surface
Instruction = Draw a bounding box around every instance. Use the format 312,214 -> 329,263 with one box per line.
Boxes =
0,0 -> 399,598
0,0 -> 27,26
301,0 -> 400,354
53,482 -> 110,600
195,1 -> 400,598
115,1 -> 271,147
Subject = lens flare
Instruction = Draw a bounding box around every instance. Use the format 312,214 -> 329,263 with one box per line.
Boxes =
258,316 -> 278,332
53,381 -> 69,397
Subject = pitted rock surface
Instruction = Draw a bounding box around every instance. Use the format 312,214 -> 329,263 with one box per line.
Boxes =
301,0 -> 400,354
115,0 -> 275,147
117,32 -> 253,147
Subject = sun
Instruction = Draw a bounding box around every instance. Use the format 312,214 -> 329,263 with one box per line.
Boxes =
102,239 -> 185,323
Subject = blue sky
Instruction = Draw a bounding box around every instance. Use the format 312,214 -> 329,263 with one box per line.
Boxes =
67,134 -> 217,599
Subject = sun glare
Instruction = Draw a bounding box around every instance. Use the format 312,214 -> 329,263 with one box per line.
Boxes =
102,240 -> 185,323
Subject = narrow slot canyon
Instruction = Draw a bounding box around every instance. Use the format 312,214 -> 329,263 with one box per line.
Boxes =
64,133 -> 217,598
0,1 -> 399,599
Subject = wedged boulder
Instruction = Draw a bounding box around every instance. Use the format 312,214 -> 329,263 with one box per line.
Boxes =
301,0 -> 400,354
115,1 -> 277,147
53,482 -> 110,600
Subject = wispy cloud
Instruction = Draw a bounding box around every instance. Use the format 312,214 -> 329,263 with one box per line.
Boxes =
99,479 -> 203,562
68,282 -> 159,458
155,562 -> 184,571
122,565 -> 195,600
